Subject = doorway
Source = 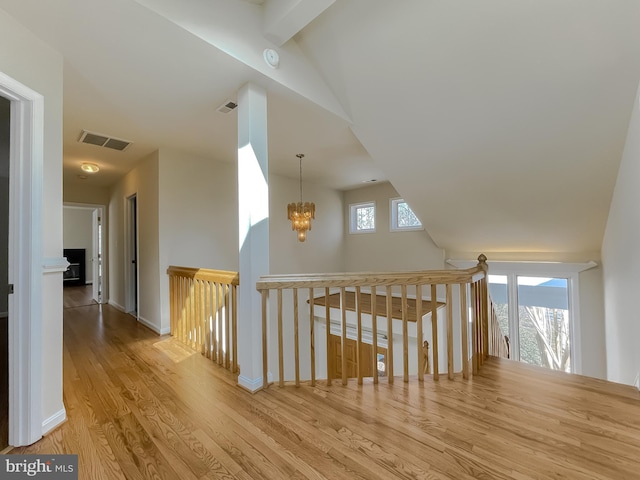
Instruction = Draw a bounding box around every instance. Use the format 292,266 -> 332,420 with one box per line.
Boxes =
0,92 -> 9,450
125,194 -> 138,317
62,204 -> 106,306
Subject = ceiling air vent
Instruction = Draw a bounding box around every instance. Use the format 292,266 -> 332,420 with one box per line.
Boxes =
217,100 -> 238,114
78,130 -> 133,151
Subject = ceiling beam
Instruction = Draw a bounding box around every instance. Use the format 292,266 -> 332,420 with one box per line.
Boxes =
263,0 -> 336,46
133,0 -> 350,122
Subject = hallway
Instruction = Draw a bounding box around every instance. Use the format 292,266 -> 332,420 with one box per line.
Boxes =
9,302 -> 640,479
63,285 -> 97,309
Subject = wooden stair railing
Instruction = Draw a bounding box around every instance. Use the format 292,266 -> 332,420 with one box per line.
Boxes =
256,255 -> 506,389
167,266 -> 239,373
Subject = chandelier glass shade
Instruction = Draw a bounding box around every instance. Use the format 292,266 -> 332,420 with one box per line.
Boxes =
287,154 -> 315,242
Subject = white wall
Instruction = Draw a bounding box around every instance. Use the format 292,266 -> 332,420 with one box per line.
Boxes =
578,267 -> 606,379
64,183 -> 111,206
602,84 -> 640,386
0,8 -> 65,431
63,207 -> 94,284
157,149 -> 238,334
108,151 -> 160,332
269,174 -> 344,273
343,182 -> 444,271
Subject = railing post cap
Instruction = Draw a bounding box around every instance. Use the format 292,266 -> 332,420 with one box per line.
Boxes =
477,254 -> 487,264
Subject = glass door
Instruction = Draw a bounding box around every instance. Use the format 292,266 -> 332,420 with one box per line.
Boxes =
489,273 -> 572,373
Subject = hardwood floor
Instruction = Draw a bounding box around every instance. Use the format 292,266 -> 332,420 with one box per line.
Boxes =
63,284 -> 97,309
10,303 -> 640,479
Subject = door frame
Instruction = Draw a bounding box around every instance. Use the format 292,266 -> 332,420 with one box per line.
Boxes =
124,194 -> 138,317
0,71 -> 44,446
63,203 -> 107,304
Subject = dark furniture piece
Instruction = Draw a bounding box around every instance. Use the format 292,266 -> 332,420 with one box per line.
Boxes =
63,248 -> 86,287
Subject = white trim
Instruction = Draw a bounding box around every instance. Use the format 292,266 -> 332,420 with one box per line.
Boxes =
237,373 -> 272,393
41,408 -> 66,436
43,256 -> 70,273
446,258 -> 598,274
108,300 -> 126,312
137,315 -> 163,335
124,194 -> 138,316
0,71 -> 44,446
482,262 -> 584,375
389,197 -> 424,232
349,201 -> 376,234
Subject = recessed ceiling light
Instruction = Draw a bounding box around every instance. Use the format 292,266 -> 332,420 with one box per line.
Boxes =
81,163 -> 99,173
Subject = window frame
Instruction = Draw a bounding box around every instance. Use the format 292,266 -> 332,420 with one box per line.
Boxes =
488,264 -> 582,374
390,197 -> 423,232
447,259 -> 597,375
349,201 -> 376,234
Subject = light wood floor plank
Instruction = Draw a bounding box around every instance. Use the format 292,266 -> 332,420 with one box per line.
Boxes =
8,304 -> 640,480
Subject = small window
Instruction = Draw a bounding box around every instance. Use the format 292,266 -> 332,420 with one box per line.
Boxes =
390,198 -> 423,231
349,201 -> 376,233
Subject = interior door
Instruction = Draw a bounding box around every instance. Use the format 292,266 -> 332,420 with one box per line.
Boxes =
0,95 -> 10,450
92,208 -> 102,303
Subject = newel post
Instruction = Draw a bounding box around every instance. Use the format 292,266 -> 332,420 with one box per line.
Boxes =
477,254 -> 490,361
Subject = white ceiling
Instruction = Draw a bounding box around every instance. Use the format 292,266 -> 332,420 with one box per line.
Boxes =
1,0 -> 639,257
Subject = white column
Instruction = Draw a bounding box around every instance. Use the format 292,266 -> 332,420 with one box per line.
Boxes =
236,82 -> 270,391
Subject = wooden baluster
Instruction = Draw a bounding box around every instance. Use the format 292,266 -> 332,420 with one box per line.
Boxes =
386,285 -> 394,384
416,284 -> 423,383
371,285 -> 378,384
309,288 -> 315,387
431,285 -> 439,380
224,283 -> 230,369
341,287 -> 347,386
197,280 -> 203,355
181,276 -> 187,344
178,276 -> 183,343
325,287 -> 331,386
471,281 -> 478,375
356,286 -> 363,385
204,280 -> 211,359
401,284 -> 409,383
293,288 -> 300,387
460,283 -> 469,379
217,284 -> 224,366
213,282 -> 219,363
169,274 -> 175,335
446,284 -> 454,380
183,277 -> 189,346
483,278 -> 489,361
189,278 -> 195,349
232,284 -> 238,373
277,289 -> 284,387
262,289 -> 269,389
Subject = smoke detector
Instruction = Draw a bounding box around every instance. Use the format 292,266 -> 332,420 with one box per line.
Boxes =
78,129 -> 133,151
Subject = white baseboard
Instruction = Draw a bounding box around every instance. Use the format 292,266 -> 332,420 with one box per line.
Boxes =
108,300 -> 125,312
237,372 -> 272,393
137,316 -> 161,335
42,408 -> 66,436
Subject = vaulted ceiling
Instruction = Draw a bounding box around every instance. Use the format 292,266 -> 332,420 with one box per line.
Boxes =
2,0 -> 639,258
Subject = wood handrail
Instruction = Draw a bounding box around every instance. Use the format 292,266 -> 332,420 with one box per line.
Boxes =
256,266 -> 486,291
167,266 -> 239,285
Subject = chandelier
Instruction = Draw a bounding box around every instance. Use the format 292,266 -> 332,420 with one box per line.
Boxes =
287,154 -> 315,242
